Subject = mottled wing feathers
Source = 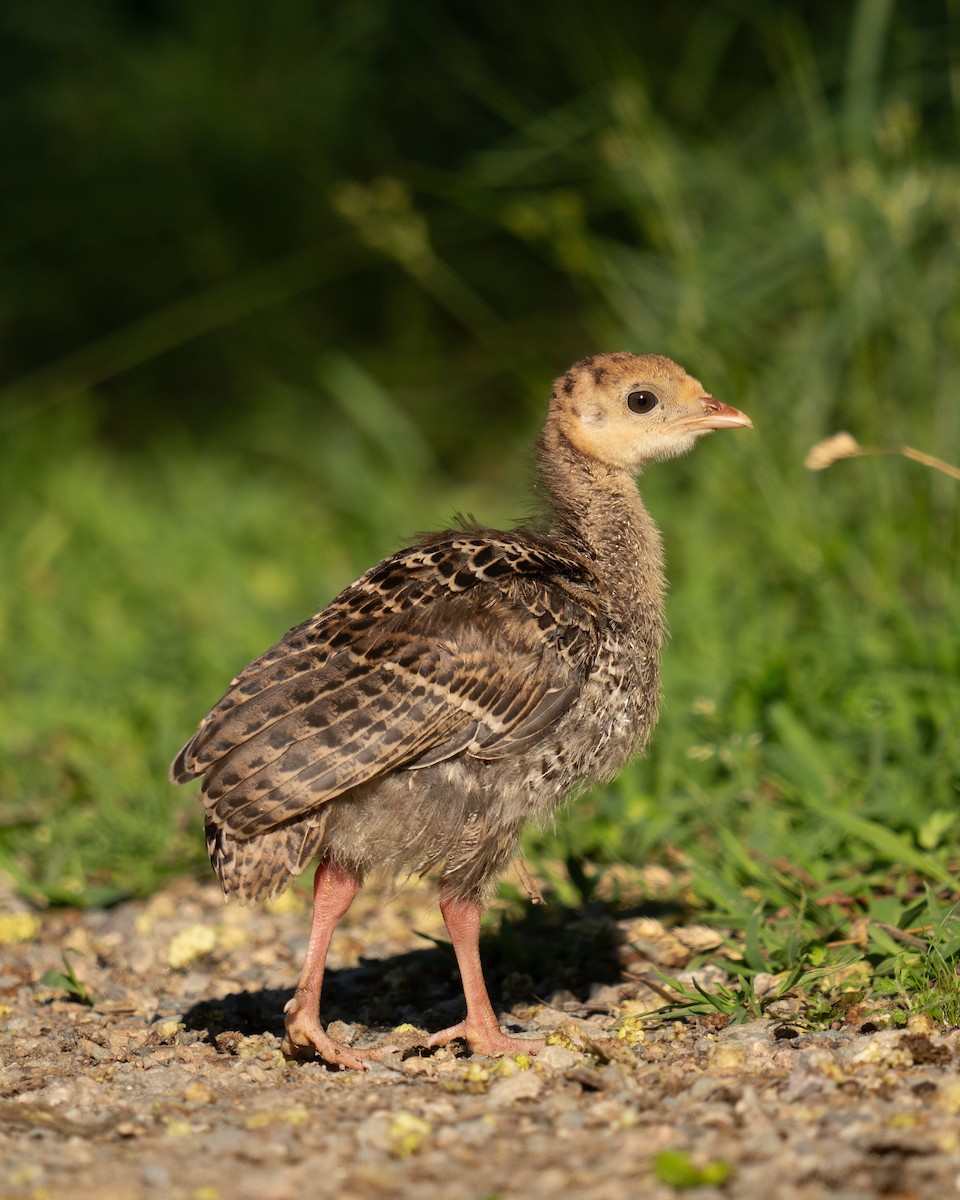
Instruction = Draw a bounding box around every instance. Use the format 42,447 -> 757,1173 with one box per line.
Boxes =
170,530 -> 590,782
170,529 -> 599,838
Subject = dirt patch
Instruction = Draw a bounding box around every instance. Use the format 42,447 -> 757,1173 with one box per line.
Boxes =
2,877 -> 960,1200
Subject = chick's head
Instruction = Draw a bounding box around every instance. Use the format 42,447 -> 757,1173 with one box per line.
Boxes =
551,352 -> 752,472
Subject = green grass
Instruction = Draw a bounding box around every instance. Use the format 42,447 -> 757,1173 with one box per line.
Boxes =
2,3 -> 959,1016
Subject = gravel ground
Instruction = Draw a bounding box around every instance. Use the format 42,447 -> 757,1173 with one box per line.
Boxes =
2,874 -> 960,1200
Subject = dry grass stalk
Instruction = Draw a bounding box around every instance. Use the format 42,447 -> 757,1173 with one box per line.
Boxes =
805,432 -> 960,480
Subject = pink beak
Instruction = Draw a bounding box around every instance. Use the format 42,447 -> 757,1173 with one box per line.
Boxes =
681,396 -> 753,433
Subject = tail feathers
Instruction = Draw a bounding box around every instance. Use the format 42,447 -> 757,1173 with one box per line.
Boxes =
205,813 -> 329,903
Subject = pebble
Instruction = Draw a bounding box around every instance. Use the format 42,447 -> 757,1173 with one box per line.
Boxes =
487,1070 -> 545,1105
141,1165 -> 171,1188
536,1045 -> 587,1071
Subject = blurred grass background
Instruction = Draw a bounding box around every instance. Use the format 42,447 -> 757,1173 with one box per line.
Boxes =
2,0 -> 959,1011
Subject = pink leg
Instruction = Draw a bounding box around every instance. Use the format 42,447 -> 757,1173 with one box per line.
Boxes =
428,895 -> 545,1057
281,859 -> 375,1069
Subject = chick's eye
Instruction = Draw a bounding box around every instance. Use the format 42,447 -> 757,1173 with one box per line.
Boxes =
627,390 -> 659,414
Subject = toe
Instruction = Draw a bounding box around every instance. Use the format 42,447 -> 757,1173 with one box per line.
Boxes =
428,1019 -> 545,1057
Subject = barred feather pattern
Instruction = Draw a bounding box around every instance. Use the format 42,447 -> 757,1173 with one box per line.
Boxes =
172,355 -> 684,906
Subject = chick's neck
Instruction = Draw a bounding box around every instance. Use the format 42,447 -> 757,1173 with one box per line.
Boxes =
535,422 -> 667,619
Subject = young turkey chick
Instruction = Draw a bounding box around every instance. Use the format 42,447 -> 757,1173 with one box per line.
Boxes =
170,352 -> 751,1069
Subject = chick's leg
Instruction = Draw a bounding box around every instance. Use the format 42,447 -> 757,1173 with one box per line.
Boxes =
281,859 -> 370,1069
428,894 -> 545,1057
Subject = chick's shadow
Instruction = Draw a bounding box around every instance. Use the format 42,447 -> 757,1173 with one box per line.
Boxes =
181,898 -> 641,1044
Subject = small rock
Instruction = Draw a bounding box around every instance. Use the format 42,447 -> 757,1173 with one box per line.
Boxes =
142,1164 -> 171,1188
537,1044 -> 587,1071
935,1078 -> 960,1115
487,1070 -> 545,1106
400,1055 -> 436,1077
706,1044 -> 747,1072
555,1108 -> 585,1131
717,1020 -> 775,1045
898,1033 -> 951,1065
687,1075 -> 735,1102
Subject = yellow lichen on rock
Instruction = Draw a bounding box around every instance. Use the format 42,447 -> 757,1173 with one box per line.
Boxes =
183,1081 -> 217,1105
0,912 -> 40,944
388,1111 -> 431,1158
617,1015 -> 647,1045
165,924 -> 217,969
